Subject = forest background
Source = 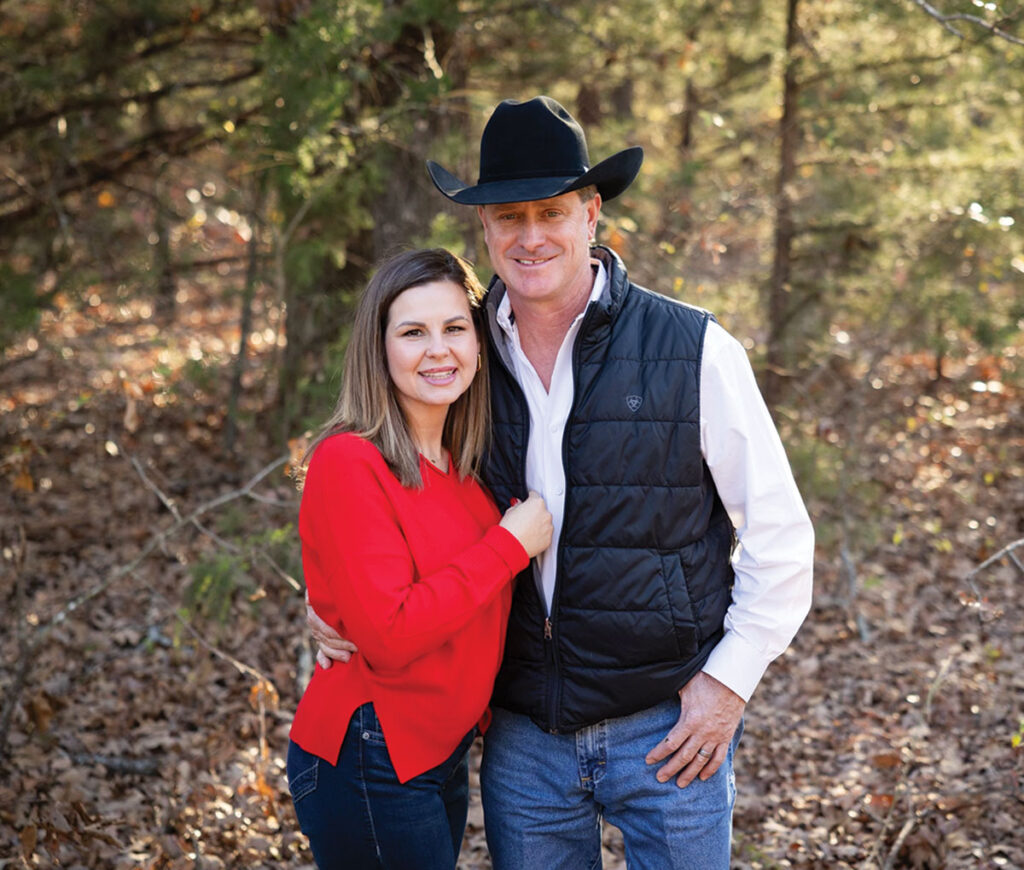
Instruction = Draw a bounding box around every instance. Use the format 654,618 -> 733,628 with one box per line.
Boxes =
1,1 -> 1022,868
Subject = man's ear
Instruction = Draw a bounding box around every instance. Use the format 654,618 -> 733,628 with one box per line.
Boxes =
586,195 -> 602,238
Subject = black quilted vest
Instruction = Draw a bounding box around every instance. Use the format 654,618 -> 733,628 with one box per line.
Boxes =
481,247 -> 736,733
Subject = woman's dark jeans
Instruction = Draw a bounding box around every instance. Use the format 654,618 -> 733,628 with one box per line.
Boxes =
287,703 -> 475,869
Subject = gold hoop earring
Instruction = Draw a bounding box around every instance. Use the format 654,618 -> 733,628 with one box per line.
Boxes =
476,353 -> 482,372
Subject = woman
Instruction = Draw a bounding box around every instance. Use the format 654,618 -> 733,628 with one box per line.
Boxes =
287,248 -> 552,869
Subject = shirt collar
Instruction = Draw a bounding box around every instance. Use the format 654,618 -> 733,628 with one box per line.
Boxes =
495,259 -> 608,339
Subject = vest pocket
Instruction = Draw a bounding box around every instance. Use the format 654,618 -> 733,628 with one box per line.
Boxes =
663,554 -> 701,657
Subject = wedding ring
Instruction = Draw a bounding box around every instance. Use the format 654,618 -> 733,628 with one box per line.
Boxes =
696,748 -> 712,758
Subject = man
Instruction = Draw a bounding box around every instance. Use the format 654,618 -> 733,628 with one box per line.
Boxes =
310,96 -> 813,868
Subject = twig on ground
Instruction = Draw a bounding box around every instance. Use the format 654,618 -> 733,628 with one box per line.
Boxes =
0,454 -> 288,762
965,536 -> 1024,582
127,449 -> 300,591
66,751 -> 162,776
0,525 -> 29,757
882,815 -> 918,870
137,568 -> 275,687
923,654 -> 954,723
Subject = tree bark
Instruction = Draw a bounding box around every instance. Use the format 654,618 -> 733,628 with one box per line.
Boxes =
225,179 -> 266,451
765,0 -> 801,407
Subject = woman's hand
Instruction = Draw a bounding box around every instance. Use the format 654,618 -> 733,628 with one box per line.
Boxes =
305,589 -> 357,669
498,491 -> 553,558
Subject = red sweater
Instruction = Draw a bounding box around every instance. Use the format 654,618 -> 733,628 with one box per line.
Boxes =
290,433 -> 528,783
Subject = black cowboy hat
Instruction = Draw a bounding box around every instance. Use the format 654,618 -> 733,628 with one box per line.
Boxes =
427,96 -> 643,206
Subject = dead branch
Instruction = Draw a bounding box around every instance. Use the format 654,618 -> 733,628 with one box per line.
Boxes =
0,454 -> 288,762
965,536 -> 1024,581
127,450 -> 300,592
48,451 -> 288,634
0,64 -> 263,139
907,0 -> 1024,46
882,815 -> 919,870
0,525 -> 29,758
136,568 -> 275,688
67,751 -> 162,777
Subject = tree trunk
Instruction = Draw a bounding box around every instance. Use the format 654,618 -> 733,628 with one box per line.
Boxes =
225,178 -> 266,452
147,103 -> 176,321
765,0 -> 801,407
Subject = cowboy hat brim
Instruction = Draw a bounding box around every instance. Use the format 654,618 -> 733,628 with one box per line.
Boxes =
427,146 -> 643,206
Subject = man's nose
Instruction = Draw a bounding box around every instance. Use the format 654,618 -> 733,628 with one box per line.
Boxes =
518,217 -> 545,248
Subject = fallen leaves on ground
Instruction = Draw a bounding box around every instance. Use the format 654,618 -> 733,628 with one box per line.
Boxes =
1,290 -> 1021,869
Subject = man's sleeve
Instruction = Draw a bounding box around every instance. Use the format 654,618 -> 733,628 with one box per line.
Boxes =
698,321 -> 814,701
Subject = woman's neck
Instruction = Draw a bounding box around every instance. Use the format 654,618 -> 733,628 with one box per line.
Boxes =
405,409 -> 447,466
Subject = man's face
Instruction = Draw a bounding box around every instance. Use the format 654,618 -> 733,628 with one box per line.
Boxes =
478,191 -> 601,308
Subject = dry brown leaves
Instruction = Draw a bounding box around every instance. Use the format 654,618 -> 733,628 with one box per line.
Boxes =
1,290 -> 1021,869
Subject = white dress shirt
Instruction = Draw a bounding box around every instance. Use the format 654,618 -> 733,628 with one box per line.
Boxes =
495,261 -> 814,703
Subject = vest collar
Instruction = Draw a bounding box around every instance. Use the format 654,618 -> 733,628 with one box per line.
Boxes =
484,245 -> 631,358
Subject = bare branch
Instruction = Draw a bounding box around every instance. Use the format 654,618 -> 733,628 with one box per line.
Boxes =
907,0 -> 1024,46
65,749 -> 162,777
49,452 -> 289,635
126,448 -> 300,592
882,816 -> 919,870
966,536 -> 1024,580
0,453 -> 290,761
0,64 -> 263,140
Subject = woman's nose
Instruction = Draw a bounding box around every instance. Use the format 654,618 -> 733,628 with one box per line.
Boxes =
426,334 -> 449,357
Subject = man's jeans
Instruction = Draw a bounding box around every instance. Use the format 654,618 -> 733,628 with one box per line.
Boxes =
287,703 -> 475,869
480,698 -> 742,870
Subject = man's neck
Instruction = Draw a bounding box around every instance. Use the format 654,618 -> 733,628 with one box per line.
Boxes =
506,265 -> 596,390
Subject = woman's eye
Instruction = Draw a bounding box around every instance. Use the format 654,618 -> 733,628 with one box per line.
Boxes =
446,325 -> 465,333
401,328 -> 422,337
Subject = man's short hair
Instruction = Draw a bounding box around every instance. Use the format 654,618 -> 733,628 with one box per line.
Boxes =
577,184 -> 598,203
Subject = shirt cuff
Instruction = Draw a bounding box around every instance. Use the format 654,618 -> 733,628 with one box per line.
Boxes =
701,631 -> 774,703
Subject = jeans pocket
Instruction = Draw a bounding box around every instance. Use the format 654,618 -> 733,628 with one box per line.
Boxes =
356,702 -> 388,746
287,741 -> 319,804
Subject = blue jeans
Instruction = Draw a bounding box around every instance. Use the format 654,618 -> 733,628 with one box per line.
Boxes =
287,703 -> 476,869
480,699 -> 742,870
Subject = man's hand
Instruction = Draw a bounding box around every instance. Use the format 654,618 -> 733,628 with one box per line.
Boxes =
645,672 -> 746,788
305,590 -> 357,669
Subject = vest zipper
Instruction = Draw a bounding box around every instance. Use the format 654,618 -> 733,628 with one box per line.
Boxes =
543,296 -> 598,735
543,616 -> 558,733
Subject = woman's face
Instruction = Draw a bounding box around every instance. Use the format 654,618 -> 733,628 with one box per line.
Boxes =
384,280 -> 480,424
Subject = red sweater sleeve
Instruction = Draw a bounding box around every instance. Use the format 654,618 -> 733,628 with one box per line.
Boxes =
300,437 -> 528,672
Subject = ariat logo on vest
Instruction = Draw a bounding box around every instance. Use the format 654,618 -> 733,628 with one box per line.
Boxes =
626,395 -> 643,412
